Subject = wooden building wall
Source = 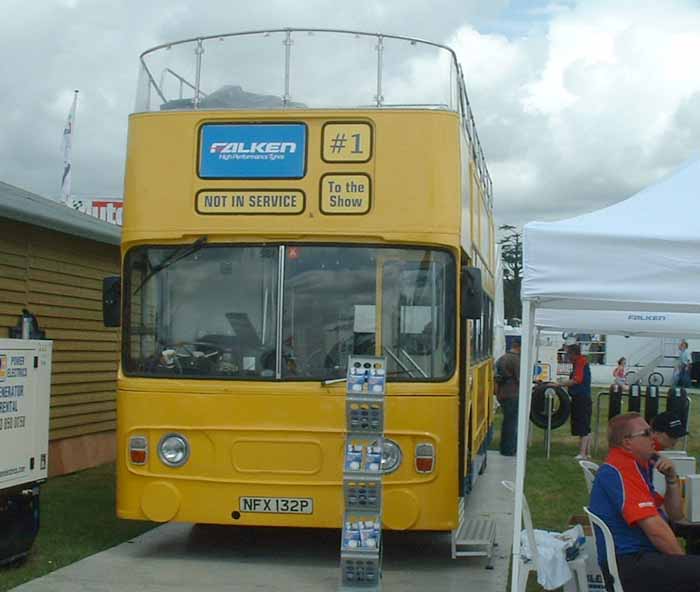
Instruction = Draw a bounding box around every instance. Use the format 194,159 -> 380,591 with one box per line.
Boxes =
0,217 -> 120,475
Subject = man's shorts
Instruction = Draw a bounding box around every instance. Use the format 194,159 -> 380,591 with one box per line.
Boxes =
570,394 -> 592,436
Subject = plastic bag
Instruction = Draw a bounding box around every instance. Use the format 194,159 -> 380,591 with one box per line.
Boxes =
562,524 -> 586,560
520,524 -> 585,590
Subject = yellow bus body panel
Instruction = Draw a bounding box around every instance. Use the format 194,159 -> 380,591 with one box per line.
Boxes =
122,110 -> 462,244
118,108 -> 494,531
117,381 -> 459,530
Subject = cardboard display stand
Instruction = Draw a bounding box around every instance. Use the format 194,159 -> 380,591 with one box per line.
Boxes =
340,356 -> 386,590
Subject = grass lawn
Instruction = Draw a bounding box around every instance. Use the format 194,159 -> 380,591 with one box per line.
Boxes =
490,386 -> 700,590
0,463 -> 153,592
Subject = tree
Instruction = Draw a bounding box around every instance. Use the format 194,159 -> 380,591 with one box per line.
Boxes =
498,224 -> 523,322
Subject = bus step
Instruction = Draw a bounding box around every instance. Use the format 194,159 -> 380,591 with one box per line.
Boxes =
451,511 -> 496,562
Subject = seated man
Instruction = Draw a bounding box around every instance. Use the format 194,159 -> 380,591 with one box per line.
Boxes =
651,411 -> 687,452
589,412 -> 700,592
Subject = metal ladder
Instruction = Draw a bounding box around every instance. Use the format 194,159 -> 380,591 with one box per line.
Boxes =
451,497 -> 496,565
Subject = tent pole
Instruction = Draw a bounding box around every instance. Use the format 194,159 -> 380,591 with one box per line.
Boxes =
511,299 -> 536,592
525,309 -> 538,424
546,390 -> 553,459
533,328 -> 541,413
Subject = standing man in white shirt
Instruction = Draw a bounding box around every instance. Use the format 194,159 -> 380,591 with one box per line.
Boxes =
673,339 -> 691,388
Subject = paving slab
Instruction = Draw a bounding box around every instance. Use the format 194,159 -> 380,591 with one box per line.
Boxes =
12,454 -> 516,592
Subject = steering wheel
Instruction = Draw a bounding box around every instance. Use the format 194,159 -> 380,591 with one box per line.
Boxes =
166,342 -> 222,374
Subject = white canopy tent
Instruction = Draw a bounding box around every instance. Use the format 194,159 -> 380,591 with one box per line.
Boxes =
524,158 -> 700,312
510,158 -> 700,590
535,308 -> 700,337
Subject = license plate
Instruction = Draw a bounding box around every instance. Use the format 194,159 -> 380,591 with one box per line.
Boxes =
239,496 -> 313,514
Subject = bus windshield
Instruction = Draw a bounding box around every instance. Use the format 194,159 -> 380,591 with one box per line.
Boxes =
124,244 -> 455,382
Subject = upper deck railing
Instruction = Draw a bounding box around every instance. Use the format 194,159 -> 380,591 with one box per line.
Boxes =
136,28 -> 492,207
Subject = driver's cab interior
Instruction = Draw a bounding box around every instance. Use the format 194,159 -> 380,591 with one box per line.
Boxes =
122,244 -> 455,382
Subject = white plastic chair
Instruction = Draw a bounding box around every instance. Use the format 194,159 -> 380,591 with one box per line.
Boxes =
578,460 -> 600,494
583,507 -> 624,592
503,480 -> 589,592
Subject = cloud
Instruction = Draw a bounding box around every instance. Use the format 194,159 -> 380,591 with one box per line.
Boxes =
450,0 -> 700,224
0,0 -> 500,199
0,0 -> 699,229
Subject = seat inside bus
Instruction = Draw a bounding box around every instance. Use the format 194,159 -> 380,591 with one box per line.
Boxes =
160,85 -> 307,110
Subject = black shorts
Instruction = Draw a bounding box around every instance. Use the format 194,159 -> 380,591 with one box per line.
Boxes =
570,394 -> 592,436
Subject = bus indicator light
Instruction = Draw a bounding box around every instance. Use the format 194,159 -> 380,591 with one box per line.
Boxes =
130,449 -> 146,464
415,443 -> 435,474
129,436 -> 148,465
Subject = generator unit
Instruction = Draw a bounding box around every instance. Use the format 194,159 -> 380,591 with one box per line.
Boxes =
0,339 -> 52,565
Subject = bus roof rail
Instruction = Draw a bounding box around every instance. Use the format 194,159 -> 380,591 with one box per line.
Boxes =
137,27 -> 492,207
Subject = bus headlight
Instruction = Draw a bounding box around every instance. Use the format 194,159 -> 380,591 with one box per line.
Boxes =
158,434 -> 190,467
381,439 -> 402,474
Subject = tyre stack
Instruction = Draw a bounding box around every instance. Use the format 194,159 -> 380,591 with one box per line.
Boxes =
530,383 -> 571,429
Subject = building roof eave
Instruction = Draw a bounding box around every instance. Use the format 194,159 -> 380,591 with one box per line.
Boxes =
0,181 -> 121,246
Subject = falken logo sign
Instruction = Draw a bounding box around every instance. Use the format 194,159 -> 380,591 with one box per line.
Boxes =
627,314 -> 668,322
200,123 -> 306,179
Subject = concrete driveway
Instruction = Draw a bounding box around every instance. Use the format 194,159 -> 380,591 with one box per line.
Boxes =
13,456 -> 516,592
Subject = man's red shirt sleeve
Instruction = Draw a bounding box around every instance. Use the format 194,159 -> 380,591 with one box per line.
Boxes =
621,463 -> 664,526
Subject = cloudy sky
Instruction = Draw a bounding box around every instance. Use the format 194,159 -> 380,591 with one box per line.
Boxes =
1,0 -> 698,225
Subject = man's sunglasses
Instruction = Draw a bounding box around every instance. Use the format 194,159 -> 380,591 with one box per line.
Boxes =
625,428 -> 652,439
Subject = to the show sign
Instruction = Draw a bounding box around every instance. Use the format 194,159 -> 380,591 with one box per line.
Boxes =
320,174 -> 371,215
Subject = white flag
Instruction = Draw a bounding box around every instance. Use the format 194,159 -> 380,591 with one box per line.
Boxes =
60,91 -> 78,203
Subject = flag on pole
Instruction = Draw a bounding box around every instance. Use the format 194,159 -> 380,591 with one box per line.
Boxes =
60,90 -> 79,203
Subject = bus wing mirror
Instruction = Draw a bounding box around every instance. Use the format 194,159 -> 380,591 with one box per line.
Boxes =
102,276 -> 121,328
461,267 -> 483,319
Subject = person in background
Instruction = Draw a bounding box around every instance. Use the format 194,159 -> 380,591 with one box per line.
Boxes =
673,339 -> 691,388
589,412 -> 700,591
651,411 -> 687,452
589,339 -> 603,365
564,343 -> 592,460
613,357 -> 627,388
494,337 -> 521,457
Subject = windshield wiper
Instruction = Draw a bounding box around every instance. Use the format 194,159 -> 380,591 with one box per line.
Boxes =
321,376 -> 347,386
383,346 -> 414,378
134,236 -> 208,293
321,345 -> 419,384
399,348 -> 428,378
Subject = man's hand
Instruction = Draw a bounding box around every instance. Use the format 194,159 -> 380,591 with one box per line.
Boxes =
655,457 -> 685,521
654,458 -> 678,481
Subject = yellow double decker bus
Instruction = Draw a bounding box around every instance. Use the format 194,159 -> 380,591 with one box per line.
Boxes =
106,29 -> 495,541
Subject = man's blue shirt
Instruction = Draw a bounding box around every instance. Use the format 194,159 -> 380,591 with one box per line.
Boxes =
589,448 -> 665,565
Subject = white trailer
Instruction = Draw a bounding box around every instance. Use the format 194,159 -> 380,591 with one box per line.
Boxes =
0,339 -> 52,564
504,326 -> 563,381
